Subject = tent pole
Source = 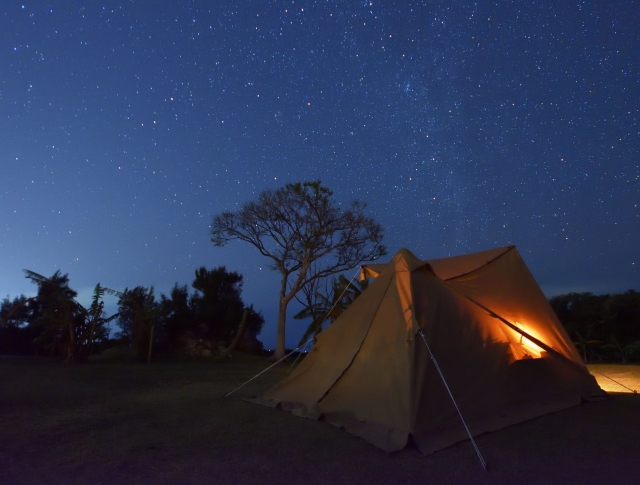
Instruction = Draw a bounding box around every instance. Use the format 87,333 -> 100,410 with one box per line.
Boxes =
418,330 -> 488,471
461,296 -> 559,358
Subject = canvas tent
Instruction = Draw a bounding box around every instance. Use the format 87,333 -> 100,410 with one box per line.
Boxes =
253,246 -> 605,455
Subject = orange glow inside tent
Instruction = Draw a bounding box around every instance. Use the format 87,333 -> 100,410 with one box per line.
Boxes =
511,322 -> 546,359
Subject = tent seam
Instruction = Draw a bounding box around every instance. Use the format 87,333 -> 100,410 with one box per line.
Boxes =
444,246 -> 515,282
316,273 -> 397,405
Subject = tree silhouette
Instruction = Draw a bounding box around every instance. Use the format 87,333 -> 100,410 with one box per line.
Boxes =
294,274 -> 368,346
23,271 -> 117,362
189,266 -> 264,346
25,270 -> 87,361
608,290 -> 640,345
600,336 -> 640,364
116,286 -> 159,363
158,284 -> 194,353
190,266 -> 245,342
211,181 -> 385,359
0,295 -> 33,354
551,290 -> 640,363
78,284 -> 121,361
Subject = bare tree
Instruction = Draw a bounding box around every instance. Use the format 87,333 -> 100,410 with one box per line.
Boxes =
211,181 -> 386,360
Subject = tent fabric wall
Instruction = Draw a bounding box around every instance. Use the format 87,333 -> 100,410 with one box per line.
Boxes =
253,246 -> 605,454
438,247 -> 582,362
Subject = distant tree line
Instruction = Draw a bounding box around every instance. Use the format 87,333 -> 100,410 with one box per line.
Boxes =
0,266 -> 264,362
3,259 -> 639,366
550,290 -> 640,363
2,179 -> 385,363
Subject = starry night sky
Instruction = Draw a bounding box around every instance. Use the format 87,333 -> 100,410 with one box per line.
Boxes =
2,1 -> 638,347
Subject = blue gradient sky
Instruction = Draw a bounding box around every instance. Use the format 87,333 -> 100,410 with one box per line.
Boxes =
1,1 -> 638,347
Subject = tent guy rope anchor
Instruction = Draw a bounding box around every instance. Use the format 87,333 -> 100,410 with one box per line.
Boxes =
418,329 -> 488,471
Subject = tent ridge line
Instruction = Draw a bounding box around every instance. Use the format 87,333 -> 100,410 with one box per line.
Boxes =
444,245 -> 515,282
316,274 -> 397,405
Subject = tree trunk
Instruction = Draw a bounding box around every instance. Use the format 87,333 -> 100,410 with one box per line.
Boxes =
274,298 -> 287,360
272,273 -> 291,361
147,323 -> 154,364
67,320 -> 75,363
86,319 -> 96,362
216,309 -> 248,360
273,264 -> 310,360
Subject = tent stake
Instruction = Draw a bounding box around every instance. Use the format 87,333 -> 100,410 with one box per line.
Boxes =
418,330 -> 488,471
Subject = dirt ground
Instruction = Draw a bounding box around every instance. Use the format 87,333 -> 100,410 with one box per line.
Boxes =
587,363 -> 640,394
1,355 -> 639,485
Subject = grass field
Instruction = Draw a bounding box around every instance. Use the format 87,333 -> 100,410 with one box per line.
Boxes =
1,354 -> 639,485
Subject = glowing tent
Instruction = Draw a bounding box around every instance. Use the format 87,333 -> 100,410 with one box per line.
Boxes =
254,246 -> 605,454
